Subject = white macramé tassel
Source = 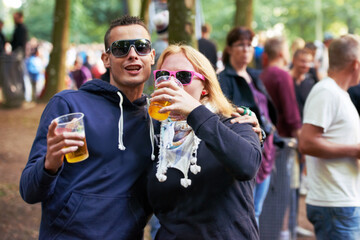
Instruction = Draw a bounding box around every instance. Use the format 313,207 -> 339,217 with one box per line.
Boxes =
190,165 -> 201,174
180,178 -> 192,188
156,173 -> 167,182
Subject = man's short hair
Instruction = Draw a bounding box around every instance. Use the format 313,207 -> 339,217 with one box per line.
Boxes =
264,36 -> 286,60
14,11 -> 23,18
104,15 -> 148,51
329,34 -> 360,71
293,48 -> 313,60
201,23 -> 212,34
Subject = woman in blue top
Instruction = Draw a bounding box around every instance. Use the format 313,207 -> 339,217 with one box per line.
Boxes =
147,45 -> 262,239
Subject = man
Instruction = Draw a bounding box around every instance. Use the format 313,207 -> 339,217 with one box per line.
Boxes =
261,36 -> 301,138
290,48 -> 317,118
198,23 -> 217,70
289,48 -> 317,238
11,11 -> 28,54
348,84 -> 360,115
299,34 -> 360,240
259,36 -> 302,239
0,19 -> 5,54
20,16 -> 155,239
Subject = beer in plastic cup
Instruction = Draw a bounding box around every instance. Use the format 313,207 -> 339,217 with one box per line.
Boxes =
54,112 -> 89,163
148,76 -> 183,121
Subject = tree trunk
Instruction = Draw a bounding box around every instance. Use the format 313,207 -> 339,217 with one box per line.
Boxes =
127,0 -> 141,16
234,0 -> 253,28
315,0 -> 323,41
140,0 -> 151,26
41,0 -> 70,102
168,0 -> 197,48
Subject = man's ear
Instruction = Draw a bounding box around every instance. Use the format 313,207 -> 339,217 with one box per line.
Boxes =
353,59 -> 360,71
101,52 -> 110,68
151,49 -> 156,65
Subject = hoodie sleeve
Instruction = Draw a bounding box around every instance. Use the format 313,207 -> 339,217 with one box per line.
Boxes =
19,95 -> 71,204
187,105 -> 262,181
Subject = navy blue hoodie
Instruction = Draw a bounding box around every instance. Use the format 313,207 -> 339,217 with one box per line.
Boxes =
148,106 -> 262,239
20,79 -> 153,239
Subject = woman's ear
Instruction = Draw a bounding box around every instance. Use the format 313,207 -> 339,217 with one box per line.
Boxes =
226,46 -> 231,55
201,89 -> 208,96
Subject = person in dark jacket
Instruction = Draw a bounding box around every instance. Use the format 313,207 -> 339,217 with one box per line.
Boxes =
11,11 -> 28,54
147,44 -> 262,239
0,19 -> 6,54
19,16 -> 156,240
349,83 -> 360,116
218,26 -> 277,226
198,23 -> 218,70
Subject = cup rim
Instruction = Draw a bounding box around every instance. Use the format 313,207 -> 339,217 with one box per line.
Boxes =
53,112 -> 84,124
155,75 -> 183,88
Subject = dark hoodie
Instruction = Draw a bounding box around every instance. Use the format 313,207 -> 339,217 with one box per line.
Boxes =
20,79 -> 154,240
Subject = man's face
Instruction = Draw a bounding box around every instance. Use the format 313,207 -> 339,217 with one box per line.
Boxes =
293,53 -> 313,75
102,25 -> 155,90
13,13 -> 20,24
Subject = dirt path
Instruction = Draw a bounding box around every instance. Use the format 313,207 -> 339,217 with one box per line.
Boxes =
0,103 -> 314,240
0,103 -> 44,239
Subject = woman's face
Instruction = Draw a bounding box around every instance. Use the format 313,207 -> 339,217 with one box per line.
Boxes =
228,38 -> 254,66
159,52 -> 205,101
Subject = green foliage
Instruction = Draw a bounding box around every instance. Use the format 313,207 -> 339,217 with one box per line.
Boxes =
20,0 -> 360,46
23,0 -> 125,43
23,0 -> 55,41
202,0 -> 360,50
70,0 -> 125,43
200,0 -> 236,51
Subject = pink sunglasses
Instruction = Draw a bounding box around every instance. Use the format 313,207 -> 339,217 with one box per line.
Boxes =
153,70 -> 205,85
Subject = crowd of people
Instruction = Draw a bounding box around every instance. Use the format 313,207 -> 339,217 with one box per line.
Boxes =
6,5 -> 359,240
0,11 -> 106,105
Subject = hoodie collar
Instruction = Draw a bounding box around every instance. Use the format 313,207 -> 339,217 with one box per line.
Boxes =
79,79 -> 148,108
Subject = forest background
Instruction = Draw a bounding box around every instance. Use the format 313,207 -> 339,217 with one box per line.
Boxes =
1,0 -> 359,50
1,0 -> 359,99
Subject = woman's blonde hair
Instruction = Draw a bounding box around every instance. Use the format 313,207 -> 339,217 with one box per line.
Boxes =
156,44 -> 236,117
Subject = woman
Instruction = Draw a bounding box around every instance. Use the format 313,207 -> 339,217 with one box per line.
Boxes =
147,45 -> 262,239
218,27 -> 277,225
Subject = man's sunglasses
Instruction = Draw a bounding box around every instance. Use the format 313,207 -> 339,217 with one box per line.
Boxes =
106,39 -> 152,58
153,70 -> 205,86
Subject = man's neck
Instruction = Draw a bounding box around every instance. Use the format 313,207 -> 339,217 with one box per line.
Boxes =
120,86 -> 144,102
268,58 -> 286,69
328,70 -> 353,91
290,68 -> 305,84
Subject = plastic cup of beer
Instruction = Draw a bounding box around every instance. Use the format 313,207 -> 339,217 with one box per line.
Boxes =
148,76 -> 183,121
54,112 -> 89,163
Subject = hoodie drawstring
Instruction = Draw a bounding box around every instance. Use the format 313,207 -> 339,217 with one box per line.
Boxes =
117,92 -> 126,150
147,98 -> 156,160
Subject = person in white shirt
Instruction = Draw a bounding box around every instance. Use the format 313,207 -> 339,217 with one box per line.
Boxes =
299,34 -> 360,240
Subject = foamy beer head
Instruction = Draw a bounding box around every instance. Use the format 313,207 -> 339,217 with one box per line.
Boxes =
53,112 -> 89,163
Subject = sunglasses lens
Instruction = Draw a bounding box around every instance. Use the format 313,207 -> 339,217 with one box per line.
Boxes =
110,39 -> 151,57
112,41 -> 130,57
135,39 -> 151,55
176,71 -> 192,85
155,70 -> 170,79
